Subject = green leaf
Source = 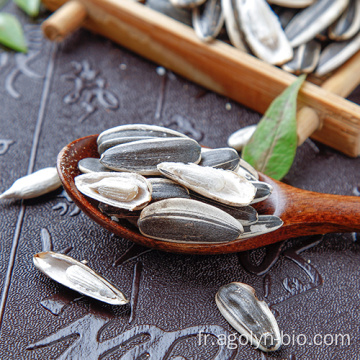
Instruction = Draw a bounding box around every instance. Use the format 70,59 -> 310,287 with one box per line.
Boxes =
13,0 -> 40,17
242,74 -> 306,180
0,13 -> 27,52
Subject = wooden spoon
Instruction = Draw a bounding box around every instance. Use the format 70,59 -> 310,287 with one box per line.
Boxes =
57,134 -> 360,255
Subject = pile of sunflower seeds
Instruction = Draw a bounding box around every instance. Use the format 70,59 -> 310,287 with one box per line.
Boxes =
75,124 -> 283,244
145,0 -> 360,75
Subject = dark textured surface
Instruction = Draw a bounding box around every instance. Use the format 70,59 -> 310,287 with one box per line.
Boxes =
0,3 -> 360,359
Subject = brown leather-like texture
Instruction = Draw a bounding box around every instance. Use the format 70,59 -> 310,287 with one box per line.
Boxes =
0,5 -> 359,360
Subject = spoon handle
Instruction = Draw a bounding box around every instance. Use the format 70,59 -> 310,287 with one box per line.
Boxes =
283,188 -> 360,233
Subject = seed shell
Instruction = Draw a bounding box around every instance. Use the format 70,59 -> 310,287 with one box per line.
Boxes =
215,282 -> 281,352
0,167 -> 61,200
138,198 -> 244,243
33,251 -> 128,305
158,162 -> 256,206
75,172 -> 152,211
236,0 -> 293,65
221,0 -> 249,51
100,137 -> 202,175
192,0 -> 225,42
227,125 -> 257,151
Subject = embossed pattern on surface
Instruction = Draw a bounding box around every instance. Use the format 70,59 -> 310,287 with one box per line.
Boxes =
0,3 -> 360,359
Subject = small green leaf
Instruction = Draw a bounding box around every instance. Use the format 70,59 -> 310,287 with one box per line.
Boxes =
0,13 -> 27,52
13,0 -> 40,17
242,74 -> 306,180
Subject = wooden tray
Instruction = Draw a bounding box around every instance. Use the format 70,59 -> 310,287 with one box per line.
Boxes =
41,0 -> 360,157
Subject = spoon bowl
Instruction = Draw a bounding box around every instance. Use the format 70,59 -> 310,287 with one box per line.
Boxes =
57,135 -> 360,255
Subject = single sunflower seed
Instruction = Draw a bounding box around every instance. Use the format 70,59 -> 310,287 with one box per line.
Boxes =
0,167 -> 61,200
100,137 -> 202,175
33,251 -> 128,305
284,0 -> 349,47
215,282 -> 281,352
138,198 -> 244,243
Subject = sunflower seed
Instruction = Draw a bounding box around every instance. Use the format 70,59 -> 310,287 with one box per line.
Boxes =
97,124 -> 188,144
329,0 -> 360,41
33,251 -> 128,305
284,0 -> 349,47
190,191 -> 258,225
158,162 -> 256,206
282,40 -> 321,74
199,147 -> 240,170
148,177 -> 191,200
227,125 -> 257,151
215,282 -> 281,352
250,181 -> 273,204
238,215 -> 283,239
0,167 -> 61,200
138,198 -> 243,243
236,0 -> 293,65
97,124 -> 187,150
315,31 -> 360,76
78,158 -> 113,173
100,137 -> 202,175
222,0 -> 249,51
75,172 -> 152,211
192,0 -> 225,42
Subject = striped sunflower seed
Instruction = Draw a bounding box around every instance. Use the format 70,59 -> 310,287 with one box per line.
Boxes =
215,282 -> 281,352
285,0 -> 349,47
100,137 -> 202,175
138,198 -> 243,243
199,147 -> 240,170
97,123 -> 188,154
192,0 -> 225,42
